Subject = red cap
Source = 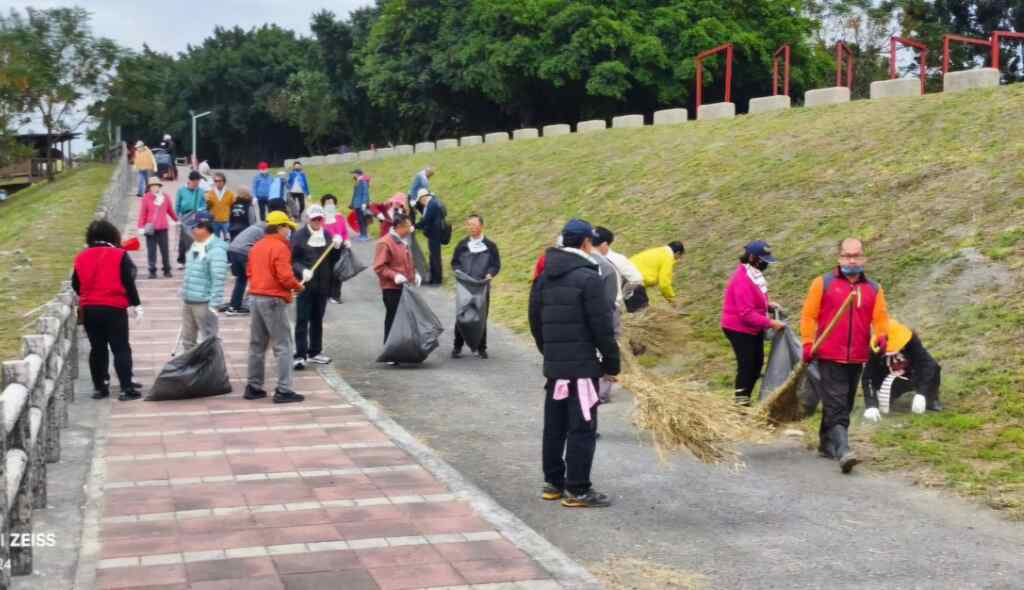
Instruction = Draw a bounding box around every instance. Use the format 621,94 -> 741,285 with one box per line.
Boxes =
121,237 -> 141,251
257,161 -> 269,171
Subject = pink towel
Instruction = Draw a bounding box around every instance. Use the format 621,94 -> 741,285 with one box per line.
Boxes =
553,379 -> 600,422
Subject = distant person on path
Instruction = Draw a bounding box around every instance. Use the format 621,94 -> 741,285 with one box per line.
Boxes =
268,170 -> 288,214
132,140 -> 157,197
529,219 -> 620,508
628,241 -> 685,311
175,170 -> 207,269
137,177 -> 178,279
197,161 -> 214,192
228,187 -> 258,241
408,166 -> 433,222
372,213 -> 420,357
245,211 -> 306,404
180,213 -> 228,351
862,319 -> 943,421
226,221 -> 266,316
349,168 -> 372,240
287,161 -> 311,218
450,213 -> 500,359
205,171 -> 235,240
291,205 -> 343,369
720,241 -> 786,407
252,162 -> 274,221
320,194 -> 351,304
800,238 -> 890,474
414,189 -> 448,285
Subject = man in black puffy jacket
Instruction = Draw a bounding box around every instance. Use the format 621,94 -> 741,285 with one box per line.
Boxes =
528,219 -> 620,508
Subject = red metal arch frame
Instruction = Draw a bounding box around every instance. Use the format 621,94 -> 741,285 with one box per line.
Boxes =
942,34 -> 993,74
890,36 -> 929,95
835,42 -> 854,88
695,43 -> 734,110
992,31 -> 1024,71
773,45 -> 791,96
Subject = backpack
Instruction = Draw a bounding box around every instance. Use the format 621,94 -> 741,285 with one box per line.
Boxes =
438,201 -> 452,245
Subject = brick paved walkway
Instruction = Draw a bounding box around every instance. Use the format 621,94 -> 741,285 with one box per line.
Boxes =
85,192 -> 575,590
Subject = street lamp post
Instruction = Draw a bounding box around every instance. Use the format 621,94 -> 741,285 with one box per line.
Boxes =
190,109 -> 212,167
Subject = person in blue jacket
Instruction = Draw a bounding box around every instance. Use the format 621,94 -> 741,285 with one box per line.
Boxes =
415,189 -> 448,285
286,161 -> 310,218
251,162 -> 274,221
268,170 -> 287,214
408,166 -> 433,223
349,168 -> 371,241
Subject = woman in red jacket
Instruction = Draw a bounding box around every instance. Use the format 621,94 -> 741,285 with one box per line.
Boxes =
73,220 -> 143,401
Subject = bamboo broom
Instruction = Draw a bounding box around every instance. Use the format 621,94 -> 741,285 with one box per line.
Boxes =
300,241 -> 337,285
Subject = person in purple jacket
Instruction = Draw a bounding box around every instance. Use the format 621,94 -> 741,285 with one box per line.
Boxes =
720,241 -> 786,406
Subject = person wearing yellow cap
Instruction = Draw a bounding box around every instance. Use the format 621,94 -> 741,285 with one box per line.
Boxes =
861,319 -> 942,421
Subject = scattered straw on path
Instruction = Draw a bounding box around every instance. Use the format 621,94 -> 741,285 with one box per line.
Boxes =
589,555 -> 708,590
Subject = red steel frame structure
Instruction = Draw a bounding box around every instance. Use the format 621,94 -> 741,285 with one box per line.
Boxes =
942,34 -> 993,74
772,45 -> 791,96
890,36 -> 929,95
991,31 -> 1024,71
695,43 -> 733,110
835,42 -> 855,87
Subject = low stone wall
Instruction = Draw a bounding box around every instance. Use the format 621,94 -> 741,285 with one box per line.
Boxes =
653,108 -> 688,125
697,102 -> 735,121
484,132 -> 510,144
612,114 -> 644,128
870,79 -> 921,99
748,95 -> 791,114
512,129 -> 539,140
436,139 -> 459,150
415,142 -> 436,153
943,68 -> 1000,93
577,119 -> 607,134
542,124 -> 571,137
804,87 -> 851,108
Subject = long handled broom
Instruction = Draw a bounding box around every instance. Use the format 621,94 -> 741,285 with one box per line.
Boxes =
761,290 -> 857,423
300,242 -> 337,285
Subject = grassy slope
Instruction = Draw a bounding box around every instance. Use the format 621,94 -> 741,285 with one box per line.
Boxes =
308,84 -> 1024,517
0,164 -> 113,359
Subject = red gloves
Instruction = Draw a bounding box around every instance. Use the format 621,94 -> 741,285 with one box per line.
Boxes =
802,343 -> 814,364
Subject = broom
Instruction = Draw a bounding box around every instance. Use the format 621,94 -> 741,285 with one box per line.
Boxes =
760,291 -> 856,423
300,241 -> 337,285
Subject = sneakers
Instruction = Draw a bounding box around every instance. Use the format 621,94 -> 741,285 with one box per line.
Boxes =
225,307 -> 250,316
91,389 -> 110,400
477,350 -> 489,359
329,297 -> 342,305
541,483 -> 563,501
118,388 -> 142,402
734,394 -> 751,407
451,349 -> 462,359
839,452 -> 861,474
561,490 -> 612,508
243,385 -> 268,400
273,388 -> 305,404
386,361 -> 399,366
163,270 -> 173,278
148,271 -> 158,279
309,354 -> 331,365
293,357 -> 307,370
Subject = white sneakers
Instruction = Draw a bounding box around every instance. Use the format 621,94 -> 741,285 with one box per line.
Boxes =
309,354 -> 331,365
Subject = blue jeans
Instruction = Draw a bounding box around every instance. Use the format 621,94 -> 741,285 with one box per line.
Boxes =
213,222 -> 230,240
136,170 -> 150,195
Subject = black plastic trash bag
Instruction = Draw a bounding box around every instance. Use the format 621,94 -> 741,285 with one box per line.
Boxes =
333,246 -> 367,283
454,270 -> 490,352
759,326 -> 821,414
146,337 -> 233,401
376,287 -> 444,364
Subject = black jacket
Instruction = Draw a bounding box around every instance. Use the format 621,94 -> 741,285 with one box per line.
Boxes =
415,197 -> 446,240
528,247 -> 620,379
290,225 -> 339,295
451,237 -> 501,280
862,332 -> 941,407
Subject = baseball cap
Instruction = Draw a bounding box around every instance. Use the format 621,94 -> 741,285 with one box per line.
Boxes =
194,212 -> 214,225
744,240 -> 777,263
257,161 -> 269,171
306,205 -> 325,219
266,210 -> 298,229
351,168 -> 363,175
561,219 -> 598,240
416,188 -> 430,199
146,177 -> 163,187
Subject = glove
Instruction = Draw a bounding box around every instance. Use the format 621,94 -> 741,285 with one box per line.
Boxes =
415,272 -> 422,287
376,213 -> 386,221
332,235 -> 343,249
863,407 -> 881,423
394,274 -> 408,285
131,306 -> 144,321
209,305 -> 219,314
343,240 -> 351,248
911,394 -> 927,414
301,268 -> 313,283
802,342 -> 814,364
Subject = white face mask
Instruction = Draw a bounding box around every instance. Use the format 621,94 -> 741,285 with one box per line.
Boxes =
324,204 -> 337,216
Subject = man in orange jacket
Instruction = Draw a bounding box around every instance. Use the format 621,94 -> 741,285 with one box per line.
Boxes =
800,238 -> 890,473
245,211 -> 306,404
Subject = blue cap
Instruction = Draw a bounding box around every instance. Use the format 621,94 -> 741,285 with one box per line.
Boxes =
561,218 -> 598,240
744,240 -> 777,263
194,212 -> 215,225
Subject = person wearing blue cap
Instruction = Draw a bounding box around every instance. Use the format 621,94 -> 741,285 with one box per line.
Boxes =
720,241 -> 786,406
529,218 -> 620,508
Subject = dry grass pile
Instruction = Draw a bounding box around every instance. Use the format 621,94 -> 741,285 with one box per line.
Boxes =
590,556 -> 708,590
758,362 -> 809,424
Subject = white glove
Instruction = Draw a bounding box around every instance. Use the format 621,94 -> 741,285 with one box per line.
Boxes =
332,235 -> 343,249
394,274 -> 408,285
131,306 -> 144,321
911,394 -> 927,414
376,213 -> 386,221
409,226 -> 415,234
414,272 -> 422,287
301,268 -> 314,283
343,239 -> 351,248
863,407 -> 881,423
208,305 -> 219,314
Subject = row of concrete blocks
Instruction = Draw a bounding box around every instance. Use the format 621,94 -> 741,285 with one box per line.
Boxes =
286,69 -> 1001,166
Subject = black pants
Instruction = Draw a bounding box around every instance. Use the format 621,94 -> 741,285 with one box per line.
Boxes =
228,252 -> 248,309
177,224 -> 193,265
83,306 -> 133,392
818,360 -> 862,455
543,378 -> 599,495
427,237 -> 443,284
257,200 -> 268,221
382,288 -> 403,342
454,292 -> 489,352
146,229 -> 171,274
723,329 -> 765,401
294,290 -> 329,359
624,286 -> 649,313
290,192 -> 306,216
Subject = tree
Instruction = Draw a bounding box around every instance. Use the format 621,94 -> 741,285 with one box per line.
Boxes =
267,70 -> 339,155
0,7 -> 121,178
0,34 -> 32,167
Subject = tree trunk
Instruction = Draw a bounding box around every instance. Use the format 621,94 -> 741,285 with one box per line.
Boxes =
45,127 -> 54,181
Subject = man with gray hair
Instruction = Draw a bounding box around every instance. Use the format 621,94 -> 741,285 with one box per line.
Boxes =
408,166 -> 434,223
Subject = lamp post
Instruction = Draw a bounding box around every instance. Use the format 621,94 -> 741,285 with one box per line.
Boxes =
190,109 -> 212,167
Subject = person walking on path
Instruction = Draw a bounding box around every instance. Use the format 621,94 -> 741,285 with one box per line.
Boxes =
372,213 -> 420,354
529,219 -> 620,508
205,171 -> 235,240
197,161 -> 214,192
287,161 -> 311,218
800,237 -> 890,474
268,170 -> 288,214
720,241 -> 786,407
251,162 -> 274,221
245,211 -> 306,404
349,168 -> 372,241
137,176 -> 178,279
628,241 -> 685,311
450,213 -> 500,359
175,170 -> 207,269
414,189 -> 448,285
291,205 -> 344,369
228,186 -> 259,241
179,214 -> 228,351
408,166 -> 433,222
72,219 -> 143,401
132,140 -> 157,197
320,194 -> 351,304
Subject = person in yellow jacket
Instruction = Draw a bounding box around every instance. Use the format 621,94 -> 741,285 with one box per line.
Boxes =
626,241 -> 685,311
132,140 -> 157,197
205,171 -> 236,240
861,318 -> 942,421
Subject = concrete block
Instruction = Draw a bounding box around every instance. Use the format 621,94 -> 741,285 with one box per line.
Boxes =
804,87 -> 850,108
612,114 -> 644,128
436,139 -> 459,150
376,147 -> 395,158
396,145 -> 414,156
306,155 -> 326,165
653,108 -> 688,125
324,154 -> 343,164
484,132 -> 509,144
512,128 -> 539,140
943,68 -> 1000,93
414,142 -> 435,153
460,136 -> 483,147
576,119 -> 607,134
340,153 -> 358,163
748,95 -> 791,114
357,150 -> 375,161
696,102 -> 736,121
284,159 -> 295,169
542,124 -> 571,137
870,78 -> 922,100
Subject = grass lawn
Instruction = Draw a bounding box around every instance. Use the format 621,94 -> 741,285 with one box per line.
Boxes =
0,163 -> 114,360
306,84 -> 1024,518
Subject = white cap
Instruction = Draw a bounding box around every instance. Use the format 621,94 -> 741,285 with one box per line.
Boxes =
135,140 -> 145,148
416,188 -> 430,199
306,204 -> 325,219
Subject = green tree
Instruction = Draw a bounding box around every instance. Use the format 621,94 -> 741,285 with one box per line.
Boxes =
267,70 -> 339,155
0,36 -> 32,167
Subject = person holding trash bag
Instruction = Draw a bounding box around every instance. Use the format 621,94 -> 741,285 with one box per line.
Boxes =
226,221 -> 266,316
180,213 -> 229,352
349,169 -> 372,240
137,176 -> 178,279
528,219 -> 620,508
291,205 -> 345,369
372,214 -> 421,353
720,241 -> 787,407
862,318 -> 942,422
245,211 -> 306,404
451,214 -> 501,359
175,171 -> 207,269
800,238 -> 890,473
73,219 -> 143,401
414,189 -> 450,285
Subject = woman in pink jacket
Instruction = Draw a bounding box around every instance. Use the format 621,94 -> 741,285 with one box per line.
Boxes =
720,241 -> 785,406
137,176 -> 178,279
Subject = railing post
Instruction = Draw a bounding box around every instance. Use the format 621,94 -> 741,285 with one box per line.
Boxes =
2,360 -> 35,577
